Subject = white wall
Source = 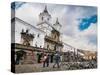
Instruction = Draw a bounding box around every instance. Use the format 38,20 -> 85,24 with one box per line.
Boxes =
14,19 -> 45,48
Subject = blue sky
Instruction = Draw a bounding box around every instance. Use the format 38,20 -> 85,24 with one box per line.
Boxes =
79,15 -> 97,31
11,2 -> 97,51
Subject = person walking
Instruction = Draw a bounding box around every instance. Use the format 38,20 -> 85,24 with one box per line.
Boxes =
53,51 -> 61,68
45,53 -> 50,67
42,53 -> 50,67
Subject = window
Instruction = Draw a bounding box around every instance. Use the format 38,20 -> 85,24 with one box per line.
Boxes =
54,35 -> 56,39
48,18 -> 49,20
47,45 -> 49,49
42,17 -> 43,20
35,42 -> 37,47
37,34 -> 40,38
54,45 -> 56,50
40,46 -> 41,48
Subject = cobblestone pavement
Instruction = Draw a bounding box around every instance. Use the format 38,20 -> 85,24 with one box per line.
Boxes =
15,63 -> 65,73
15,62 -> 97,73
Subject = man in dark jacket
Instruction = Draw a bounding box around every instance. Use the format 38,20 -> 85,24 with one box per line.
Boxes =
53,51 -> 61,68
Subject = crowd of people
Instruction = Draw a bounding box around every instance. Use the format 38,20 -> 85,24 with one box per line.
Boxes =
40,51 -> 97,69
41,51 -> 61,68
15,50 -> 97,70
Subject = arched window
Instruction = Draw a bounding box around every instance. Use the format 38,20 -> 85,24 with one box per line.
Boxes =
47,45 -> 49,49
54,45 -> 56,50
54,35 -> 56,39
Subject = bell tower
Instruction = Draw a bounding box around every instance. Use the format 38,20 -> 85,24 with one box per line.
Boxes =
53,18 -> 62,31
39,5 -> 51,22
37,5 -> 52,35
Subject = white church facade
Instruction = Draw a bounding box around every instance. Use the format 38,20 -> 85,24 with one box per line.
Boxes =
11,5 -> 65,64
12,5 -> 63,52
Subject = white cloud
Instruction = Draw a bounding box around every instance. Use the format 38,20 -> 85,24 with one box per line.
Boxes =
62,23 -> 97,51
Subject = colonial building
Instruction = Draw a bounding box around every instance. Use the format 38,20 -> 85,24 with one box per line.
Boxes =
37,6 -> 63,51
11,5 -> 63,64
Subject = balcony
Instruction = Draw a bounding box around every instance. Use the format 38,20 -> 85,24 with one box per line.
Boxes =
44,35 -> 63,46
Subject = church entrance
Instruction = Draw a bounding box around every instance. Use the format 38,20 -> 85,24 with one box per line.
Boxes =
37,53 -> 43,63
50,53 -> 54,63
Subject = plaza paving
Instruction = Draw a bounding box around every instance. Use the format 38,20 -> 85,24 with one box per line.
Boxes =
15,63 -> 65,73
15,62 -> 97,73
